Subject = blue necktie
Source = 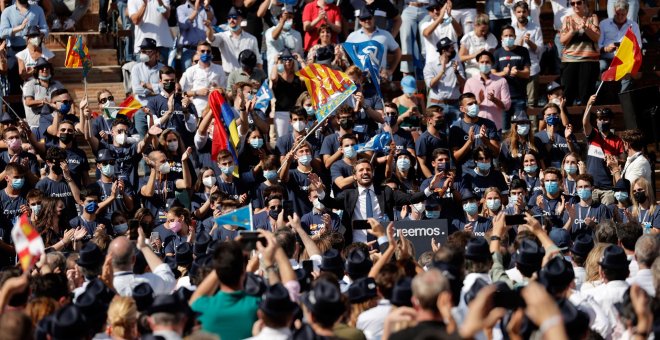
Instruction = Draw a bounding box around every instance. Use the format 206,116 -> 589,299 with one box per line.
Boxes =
365,189 -> 374,218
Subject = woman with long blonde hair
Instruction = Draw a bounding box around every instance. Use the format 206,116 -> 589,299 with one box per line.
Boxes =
580,242 -> 608,293
627,177 -> 659,230
481,187 -> 503,218
106,296 -> 139,340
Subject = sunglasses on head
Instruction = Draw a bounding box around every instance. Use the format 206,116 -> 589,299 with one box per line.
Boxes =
281,57 -> 294,61
99,95 -> 114,104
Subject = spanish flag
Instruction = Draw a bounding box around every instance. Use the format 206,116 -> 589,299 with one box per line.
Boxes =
297,64 -> 357,123
208,90 -> 239,177
117,95 -> 141,120
601,26 -> 642,82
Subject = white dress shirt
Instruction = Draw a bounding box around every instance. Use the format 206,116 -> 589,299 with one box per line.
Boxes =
569,289 -> 612,338
513,22 -> 544,76
245,326 -> 292,340
113,263 -> 177,296
627,268 -> 655,296
208,30 -> 260,73
353,185 -> 384,243
628,255 -> 639,278
598,19 -> 642,60
621,151 -> 652,187
179,62 -> 227,114
573,265 -> 587,291
585,280 -> 629,338
356,299 -> 392,340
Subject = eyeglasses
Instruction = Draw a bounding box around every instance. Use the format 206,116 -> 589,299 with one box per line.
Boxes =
99,95 -> 114,104
100,160 -> 116,165
570,1 -> 582,6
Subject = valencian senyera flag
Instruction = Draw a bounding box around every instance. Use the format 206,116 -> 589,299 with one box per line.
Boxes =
11,213 -> 45,272
601,26 -> 642,81
297,64 -> 357,123
209,90 -> 240,177
65,35 -> 93,78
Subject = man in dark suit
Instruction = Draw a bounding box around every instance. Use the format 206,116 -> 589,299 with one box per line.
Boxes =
312,159 -> 442,244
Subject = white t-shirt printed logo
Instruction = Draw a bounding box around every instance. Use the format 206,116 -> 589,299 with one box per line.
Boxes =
587,144 -> 605,159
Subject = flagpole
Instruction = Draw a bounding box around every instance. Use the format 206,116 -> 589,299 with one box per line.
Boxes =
0,95 -> 24,121
276,114 -> 330,174
586,81 -> 605,115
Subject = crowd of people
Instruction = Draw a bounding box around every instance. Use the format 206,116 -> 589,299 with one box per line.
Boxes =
0,0 -> 657,338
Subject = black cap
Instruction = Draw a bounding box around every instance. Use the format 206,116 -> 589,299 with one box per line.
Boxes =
461,189 -> 477,201
239,49 -> 257,69
511,110 -> 531,123
132,282 -> 154,312
303,280 -> 345,317
147,294 -> 187,315
613,178 -> 631,192
549,228 -> 571,250
175,242 -> 193,266
465,237 -> 490,261
315,45 -> 334,65
427,0 -> 441,9
475,50 -> 494,63
546,81 -> 563,93
49,305 -> 87,340
139,38 -> 158,50
76,242 -> 104,268
280,48 -> 293,59
319,249 -> 344,273
515,239 -> 544,271
357,7 -> 374,20
260,283 -> 297,316
570,233 -> 594,257
97,148 -> 117,162
245,272 -> 267,296
435,37 -> 453,51
538,257 -> 575,294
81,278 -> 115,305
188,253 -> 213,280
227,6 -> 242,17
194,232 -> 211,256
206,239 -> 220,255
26,25 -> 41,37
347,277 -> 378,303
463,277 -> 489,305
35,57 -> 51,69
599,244 -> 630,269
390,277 -> 413,307
345,248 -> 373,278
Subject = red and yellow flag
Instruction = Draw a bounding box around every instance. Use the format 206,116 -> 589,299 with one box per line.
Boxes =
297,64 -> 357,122
601,27 -> 642,81
117,95 -> 142,120
11,213 -> 44,272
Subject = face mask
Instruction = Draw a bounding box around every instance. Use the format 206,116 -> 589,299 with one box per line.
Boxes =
550,98 -> 562,106
84,201 -> 99,214
339,119 -> 354,130
38,74 -> 51,81
277,64 -> 285,73
477,161 -> 491,172
101,164 -> 115,177
200,53 -> 212,63
524,164 -> 538,173
30,204 -> 41,216
343,146 -> 356,159
466,104 -> 479,117
545,115 -> 560,126
486,199 -> 501,211
509,194 -> 519,206
221,165 -> 235,175
425,210 -> 440,219
313,198 -> 325,211
292,121 -> 306,132
404,91 -> 416,97
597,121 -> 610,132
634,191 -> 647,204
517,124 -> 530,136
396,158 -> 411,172
268,207 -> 282,219
8,138 -> 22,152
202,176 -> 216,188
412,202 -> 425,213
298,154 -> 312,166
167,141 -> 178,152
59,133 -> 73,144
264,170 -> 278,181
163,82 -> 176,93
463,202 -> 478,215
51,163 -> 63,176
479,64 -> 491,74
115,133 -> 126,146
113,223 -> 129,235
305,106 -> 315,116
138,53 -> 150,63
59,102 -> 71,114
230,23 -> 241,32
159,162 -> 171,174
250,138 -> 264,149
614,191 -> 628,202
283,19 -> 293,31
447,50 -> 457,60
385,115 -> 398,126
169,220 -> 182,233
577,188 -> 592,201
562,164 -> 577,175
502,37 -> 515,48
544,181 -> 559,195
436,162 -> 449,173
29,37 -> 41,46
12,178 -> 24,190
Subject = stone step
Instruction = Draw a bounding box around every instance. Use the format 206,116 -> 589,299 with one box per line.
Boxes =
55,65 -> 122,83
50,48 -> 119,67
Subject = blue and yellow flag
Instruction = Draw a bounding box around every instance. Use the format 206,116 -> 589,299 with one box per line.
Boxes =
214,204 -> 253,229
65,35 -> 93,78
297,64 -> 357,123
209,90 -> 240,177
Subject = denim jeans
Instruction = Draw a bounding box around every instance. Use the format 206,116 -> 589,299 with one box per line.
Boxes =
117,1 -> 134,62
400,6 -> 428,74
607,0 -> 639,22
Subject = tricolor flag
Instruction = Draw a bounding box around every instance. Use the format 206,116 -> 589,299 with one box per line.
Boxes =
65,35 -> 93,78
297,64 -> 357,123
343,41 -> 385,99
254,79 -> 273,112
214,204 -> 253,230
11,213 -> 45,272
209,90 -> 240,176
117,95 -> 142,120
601,26 -> 642,82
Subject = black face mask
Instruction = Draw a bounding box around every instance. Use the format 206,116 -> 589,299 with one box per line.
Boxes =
339,118 -> 354,131
59,133 -> 73,144
433,119 -> 445,130
163,81 -> 176,93
448,50 -> 457,60
17,0 -> 28,5
634,191 -> 647,204
51,163 -> 63,176
268,207 -> 282,219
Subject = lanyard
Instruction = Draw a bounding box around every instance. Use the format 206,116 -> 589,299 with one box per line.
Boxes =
565,179 -> 576,195
578,204 -> 592,227
638,208 -> 653,224
543,197 -> 560,215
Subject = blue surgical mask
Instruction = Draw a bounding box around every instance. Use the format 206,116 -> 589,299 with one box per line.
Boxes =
396,158 -> 411,171
577,188 -> 592,201
200,53 -> 212,63
30,204 -> 41,216
113,223 -> 129,235
486,199 -> 501,211
564,164 -> 578,175
283,20 -> 293,31
250,138 -> 264,149
502,37 -> 515,48
277,64 -> 285,73
263,170 -> 278,181
84,201 -> 98,213
298,154 -> 312,166
59,102 -> 71,114
324,0 -> 334,3
479,64 -> 491,74
230,24 -> 241,32
545,181 -> 559,195
614,191 -> 629,202
385,115 -> 398,126
467,103 -> 479,117
305,106 -> 315,116
524,164 -> 538,174
343,146 -> 356,159
463,202 -> 478,215
509,194 -> 519,206
221,165 -> 235,175
12,178 -> 24,190
517,124 -> 530,136
425,210 -> 440,219
546,115 -> 560,126
101,164 -> 115,177
38,75 -> 51,81
477,161 -> 491,172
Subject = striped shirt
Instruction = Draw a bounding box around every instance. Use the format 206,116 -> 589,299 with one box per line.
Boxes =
561,15 -> 600,62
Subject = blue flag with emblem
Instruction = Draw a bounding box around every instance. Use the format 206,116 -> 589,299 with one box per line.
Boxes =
254,79 -> 273,112
343,41 -> 384,99
355,132 -> 391,153
214,204 -> 253,230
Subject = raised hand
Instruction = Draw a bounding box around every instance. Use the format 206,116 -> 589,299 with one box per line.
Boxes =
181,147 -> 192,162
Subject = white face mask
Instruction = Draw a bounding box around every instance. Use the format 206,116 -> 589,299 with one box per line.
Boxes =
159,162 -> 171,174
167,141 -> 178,152
292,121 -> 306,132
202,176 -> 216,188
313,198 -> 325,211
29,37 -> 41,46
413,202 -> 425,213
104,100 -> 118,118
114,132 -> 126,145
138,53 -> 150,63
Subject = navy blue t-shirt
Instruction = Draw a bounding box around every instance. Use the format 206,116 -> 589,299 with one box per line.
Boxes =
449,118 -> 499,174
69,216 -> 111,237
300,210 -> 341,236
98,140 -> 141,191
138,177 -> 176,224
284,168 -> 313,217
64,147 -> 90,189
451,215 -> 493,236
569,202 -> 611,235
0,189 -> 27,227
93,180 -> 135,222
35,177 -> 78,221
462,169 -> 509,198
493,46 -> 531,99
415,130 -> 448,174
534,130 -> 579,169
276,133 -> 322,158
330,159 -> 355,195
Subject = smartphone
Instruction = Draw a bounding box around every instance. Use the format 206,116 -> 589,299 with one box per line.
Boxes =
128,219 -> 140,240
505,214 -> 526,226
493,285 -> 525,310
149,232 -> 160,242
283,200 -> 294,221
353,220 -> 371,230
302,260 -> 313,274
239,231 -> 266,251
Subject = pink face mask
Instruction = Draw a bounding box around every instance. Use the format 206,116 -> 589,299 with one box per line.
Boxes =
8,138 -> 21,151
168,220 -> 182,233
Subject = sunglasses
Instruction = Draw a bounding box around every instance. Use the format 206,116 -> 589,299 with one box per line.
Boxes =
59,100 -> 74,105
99,95 -> 114,104
100,160 -> 116,165
228,15 -> 238,20
269,205 -> 282,210
359,16 -> 373,21
281,57 -> 294,62
570,1 -> 582,6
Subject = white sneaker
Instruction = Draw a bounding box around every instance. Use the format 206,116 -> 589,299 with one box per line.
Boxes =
63,19 -> 75,31
51,19 -> 62,31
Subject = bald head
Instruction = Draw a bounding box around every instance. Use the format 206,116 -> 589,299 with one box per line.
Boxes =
412,269 -> 449,312
109,236 -> 135,271
635,235 -> 660,268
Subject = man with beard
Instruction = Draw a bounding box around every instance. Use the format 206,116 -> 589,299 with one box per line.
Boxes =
512,1 -> 544,107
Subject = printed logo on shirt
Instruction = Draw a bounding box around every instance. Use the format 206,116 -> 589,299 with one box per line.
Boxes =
587,144 -> 605,159
309,223 -> 326,235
